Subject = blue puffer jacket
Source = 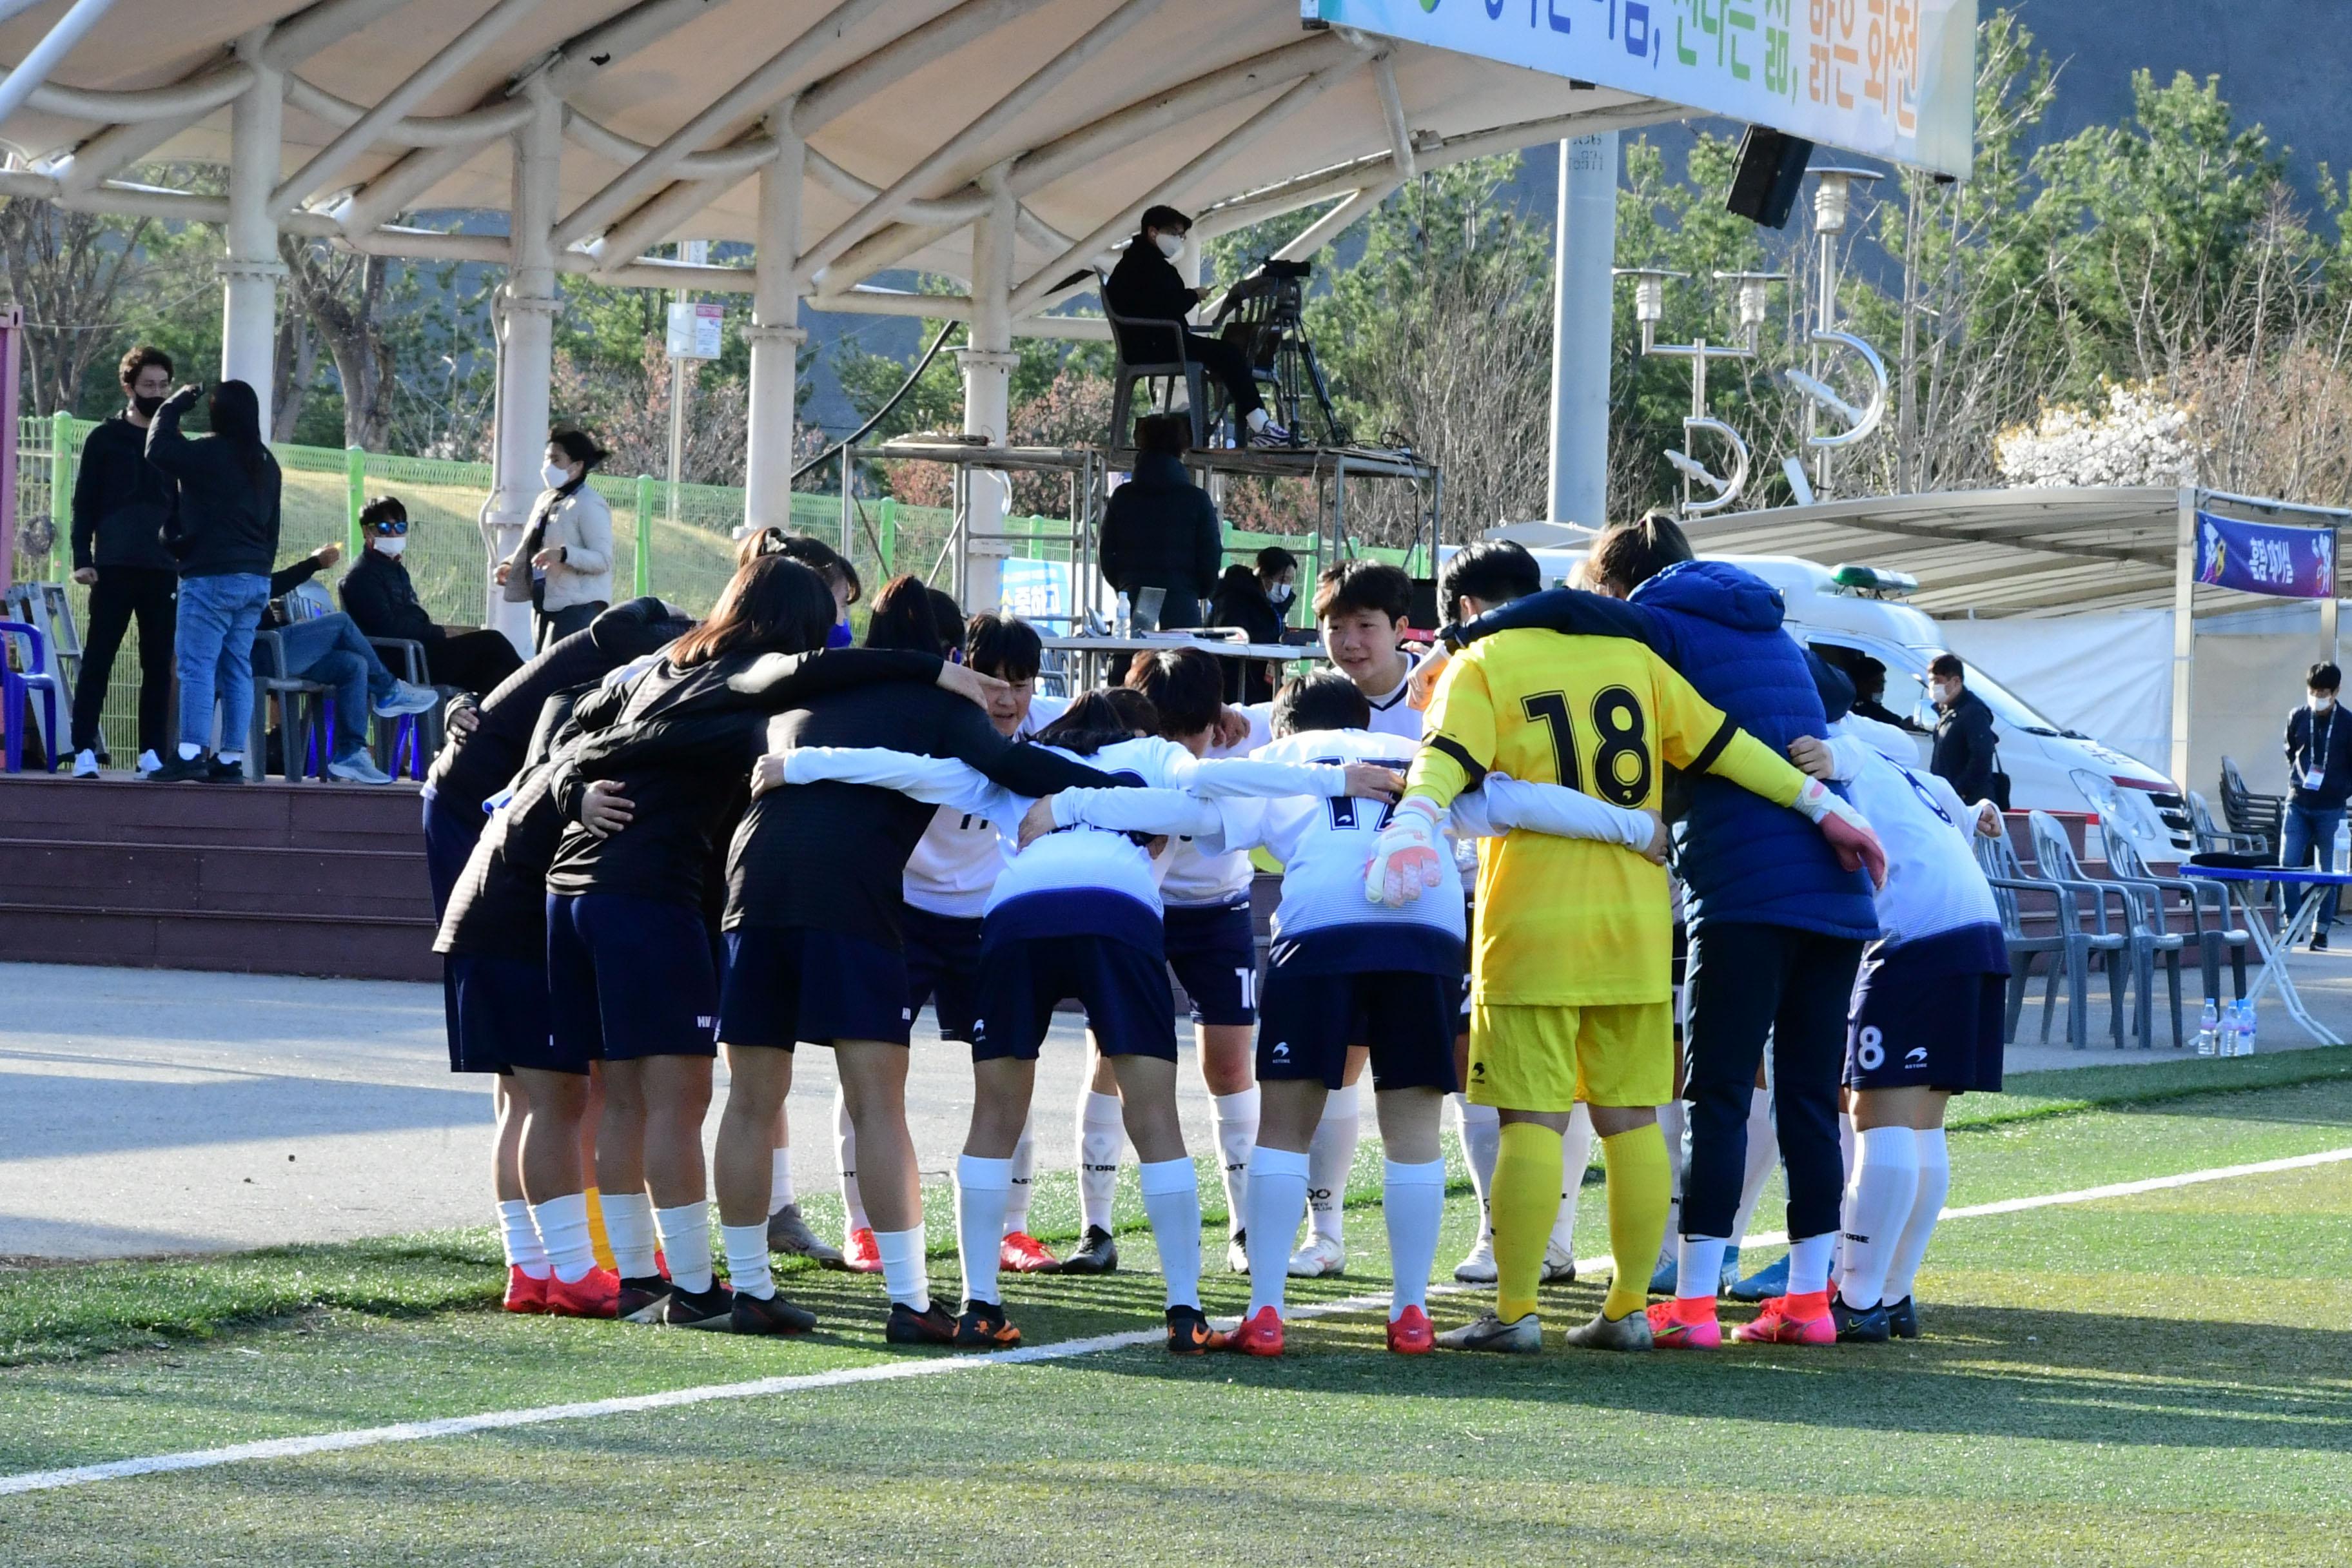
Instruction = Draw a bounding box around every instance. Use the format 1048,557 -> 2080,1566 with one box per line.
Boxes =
1454,562 -> 1879,939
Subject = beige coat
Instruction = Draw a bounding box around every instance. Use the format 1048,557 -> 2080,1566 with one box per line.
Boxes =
501,485 -> 614,614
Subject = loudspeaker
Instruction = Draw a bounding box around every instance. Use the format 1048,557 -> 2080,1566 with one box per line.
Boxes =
1725,124 -> 1814,228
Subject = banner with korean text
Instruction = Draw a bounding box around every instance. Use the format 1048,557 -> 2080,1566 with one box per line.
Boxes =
2195,512 -> 2338,600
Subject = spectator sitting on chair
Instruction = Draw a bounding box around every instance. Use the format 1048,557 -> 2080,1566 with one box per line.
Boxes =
1101,413 -> 1221,631
1257,544 -> 1300,629
344,495 -> 527,693
68,344 -> 182,779
261,539 -> 438,785
2283,661 -> 2352,950
1103,204 -> 1289,449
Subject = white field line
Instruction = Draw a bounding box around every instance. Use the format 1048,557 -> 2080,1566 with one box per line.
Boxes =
4,1142 -> 2347,1499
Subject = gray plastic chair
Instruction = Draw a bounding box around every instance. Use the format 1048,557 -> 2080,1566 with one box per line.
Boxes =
2186,789 -> 2266,857
1974,830 -> 2127,1050
2029,811 -> 2183,1049
2106,832 -> 2249,1008
1099,270 -> 1213,451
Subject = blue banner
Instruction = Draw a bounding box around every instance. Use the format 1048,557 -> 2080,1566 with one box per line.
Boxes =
2195,512 -> 2337,600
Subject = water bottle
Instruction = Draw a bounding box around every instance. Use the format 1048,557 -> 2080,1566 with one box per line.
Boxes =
1115,591 -> 1131,638
2196,999 -> 2219,1057
2237,998 -> 2259,1055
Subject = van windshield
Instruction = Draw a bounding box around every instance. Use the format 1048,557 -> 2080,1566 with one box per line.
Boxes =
1957,663 -> 2071,736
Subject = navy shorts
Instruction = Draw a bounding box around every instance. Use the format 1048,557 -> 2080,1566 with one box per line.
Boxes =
902,905 -> 985,1043
973,933 -> 1176,1063
1257,929 -> 1464,1093
1845,934 -> 2007,1095
443,954 -> 565,1075
720,924 -> 914,1049
1162,900 -> 1259,1026
545,892 -> 721,1064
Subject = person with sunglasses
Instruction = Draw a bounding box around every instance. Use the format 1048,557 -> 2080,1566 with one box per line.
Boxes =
342,495 -> 528,695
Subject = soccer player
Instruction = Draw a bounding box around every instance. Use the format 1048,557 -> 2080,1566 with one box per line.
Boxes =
1371,540 -> 1884,1353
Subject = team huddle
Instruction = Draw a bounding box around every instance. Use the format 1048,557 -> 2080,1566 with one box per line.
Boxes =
425,511 -> 2009,1357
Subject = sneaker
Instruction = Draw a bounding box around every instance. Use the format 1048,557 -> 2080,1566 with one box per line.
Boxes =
148,752 -> 212,783
1644,1298 -> 1723,1349
1286,1232 -> 1345,1279
1539,1241 -> 1577,1284
2312,930 -> 2330,952
1734,1293 -> 1836,1346
328,750 -> 393,785
70,749 -> 99,778
1647,1257 -> 1680,1297
615,1275 -> 671,1324
1830,1294 -> 1891,1344
663,1280 -> 736,1330
1165,1304 -> 1230,1355
1234,1304 -> 1284,1357
841,1226 -> 883,1274
1246,419 -> 1295,449
1729,1253 -> 1788,1303
1453,1234 -> 1498,1284
502,1266 -> 549,1314
1720,1250 -> 1744,1293
885,1299 -> 956,1345
998,1231 -> 1058,1273
543,1267 -> 620,1319
733,1288 -> 819,1337
202,756 -> 246,783
373,680 -> 440,718
1562,1307 -> 1654,1352
1386,1304 -> 1435,1356
1059,1225 -> 1119,1275
1434,1310 -> 1542,1354
767,1202 -> 845,1267
135,749 -> 163,777
953,1298 -> 1022,1350
1224,1229 -> 1250,1275
1885,1296 -> 1920,1340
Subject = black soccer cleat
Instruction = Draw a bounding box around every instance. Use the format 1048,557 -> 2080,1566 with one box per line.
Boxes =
953,1298 -> 1022,1350
1059,1225 -> 1119,1275
1165,1304 -> 1230,1355
732,1289 -> 818,1337
663,1280 -> 736,1330
885,1299 -> 957,1345
616,1275 -> 671,1325
1830,1294 -> 1890,1344
1885,1296 -> 1920,1340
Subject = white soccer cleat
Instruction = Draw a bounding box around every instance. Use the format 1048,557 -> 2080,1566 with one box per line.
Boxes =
1453,1233 -> 1498,1283
1539,1241 -> 1578,1284
1286,1232 -> 1346,1279
1224,1232 -> 1251,1275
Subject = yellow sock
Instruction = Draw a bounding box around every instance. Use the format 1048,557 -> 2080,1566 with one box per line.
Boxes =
1601,1124 -> 1671,1320
1492,1122 -> 1564,1323
583,1187 -> 616,1273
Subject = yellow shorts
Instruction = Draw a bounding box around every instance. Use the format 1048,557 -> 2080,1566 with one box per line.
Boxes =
1465,1001 -> 1674,1112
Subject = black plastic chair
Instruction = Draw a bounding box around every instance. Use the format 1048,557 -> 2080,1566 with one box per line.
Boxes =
1099,271 -> 1213,451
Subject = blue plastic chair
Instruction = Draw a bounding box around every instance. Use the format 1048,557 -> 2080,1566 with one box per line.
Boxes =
0,620 -> 65,773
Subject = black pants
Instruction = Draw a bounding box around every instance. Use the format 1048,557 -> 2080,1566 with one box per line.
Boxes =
1184,333 -> 1264,420
424,629 -> 525,695
1680,921 -> 1865,1244
71,565 -> 177,756
533,601 -> 603,652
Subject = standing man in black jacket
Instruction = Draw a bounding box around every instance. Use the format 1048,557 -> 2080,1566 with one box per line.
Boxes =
1103,206 -> 1290,448
1928,652 -> 2001,806
2282,662 -> 2352,948
1100,413 -> 1222,630
340,495 -> 526,694
67,346 -> 180,778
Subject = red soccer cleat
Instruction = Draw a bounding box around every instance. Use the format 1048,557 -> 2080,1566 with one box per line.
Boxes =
1646,1298 -> 1723,1349
842,1226 -> 883,1274
503,1266 -> 549,1314
1235,1305 -> 1285,1357
1386,1305 -> 1435,1355
999,1231 -> 1059,1273
1734,1292 -> 1836,1346
543,1267 -> 620,1320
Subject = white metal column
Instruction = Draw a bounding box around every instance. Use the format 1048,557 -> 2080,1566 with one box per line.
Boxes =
480,90 -> 563,648
1546,132 -> 1617,529
957,173 -> 1019,612
2170,486 -> 2197,790
220,30 -> 287,432
743,116 -> 806,533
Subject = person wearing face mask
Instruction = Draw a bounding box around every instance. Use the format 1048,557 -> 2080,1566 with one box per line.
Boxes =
2282,662 -> 2352,948
1926,652 -> 1999,808
66,345 -> 182,778
1102,205 -> 1291,449
1208,560 -> 1286,704
255,534 -> 438,784
1257,546 -> 1300,627
342,495 -> 527,694
498,429 -> 615,649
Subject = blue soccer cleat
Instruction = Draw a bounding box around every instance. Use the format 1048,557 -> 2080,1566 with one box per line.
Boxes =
1729,1253 -> 1788,1303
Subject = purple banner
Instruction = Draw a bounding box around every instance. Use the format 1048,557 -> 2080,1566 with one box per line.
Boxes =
2195,511 -> 2337,599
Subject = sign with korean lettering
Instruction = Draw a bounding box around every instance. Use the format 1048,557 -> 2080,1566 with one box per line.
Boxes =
1304,0 -> 1976,178
665,301 -> 725,360
2195,512 -> 2337,600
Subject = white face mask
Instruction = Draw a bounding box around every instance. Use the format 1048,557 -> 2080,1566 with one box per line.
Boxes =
1154,231 -> 1184,260
542,460 -> 574,490
371,535 -> 406,558
2312,694 -> 2337,712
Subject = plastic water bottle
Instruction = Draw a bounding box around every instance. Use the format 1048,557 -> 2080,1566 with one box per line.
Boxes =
2196,999 -> 2219,1057
1115,591 -> 1131,638
2237,998 -> 2259,1056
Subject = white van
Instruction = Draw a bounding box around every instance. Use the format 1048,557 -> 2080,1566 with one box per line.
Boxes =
1453,534 -> 2195,865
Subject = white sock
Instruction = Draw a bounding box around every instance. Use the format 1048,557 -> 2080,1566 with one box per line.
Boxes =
1078,1090 -> 1124,1234
875,1224 -> 930,1311
1786,1231 -> 1837,1297
1840,1126 -> 1919,1309
1676,1235 -> 1727,1306
1210,1086 -> 1260,1240
1306,1082 -> 1360,1246
1139,1157 -> 1204,1311
721,1221 -> 772,1299
1455,1095 -> 1500,1242
1551,1102 -> 1592,1257
177,741 -> 202,761
836,1091 -> 868,1232
1655,1097 -> 1688,1268
1836,1108 -> 1859,1279
653,1200 -> 713,1295
1004,1113 -> 1037,1236
769,1147 -> 795,1215
1727,1086 -> 1777,1260
1246,407 -> 1271,432
1383,1157 -> 1447,1317
957,1155 -> 1014,1307
531,1191 -> 597,1284
496,1199 -> 550,1278
1244,1146 -> 1309,1317
1883,1127 -> 1948,1304
602,1189 -> 659,1280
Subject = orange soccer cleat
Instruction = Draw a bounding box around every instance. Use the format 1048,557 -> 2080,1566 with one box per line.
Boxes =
503,1266 -> 550,1314
1386,1305 -> 1436,1355
998,1231 -> 1059,1273
842,1226 -> 884,1274
1734,1291 -> 1836,1346
1234,1305 -> 1286,1357
542,1267 -> 620,1320
1645,1297 -> 1723,1349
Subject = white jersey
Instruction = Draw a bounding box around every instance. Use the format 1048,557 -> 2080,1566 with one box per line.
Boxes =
1159,703 -> 1272,908
1827,715 -> 2001,949
901,692 -> 1068,918
1362,650 -> 1427,742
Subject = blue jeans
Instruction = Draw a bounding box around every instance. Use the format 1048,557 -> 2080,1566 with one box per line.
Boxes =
279,614 -> 396,758
175,573 -> 270,756
2282,802 -> 2345,926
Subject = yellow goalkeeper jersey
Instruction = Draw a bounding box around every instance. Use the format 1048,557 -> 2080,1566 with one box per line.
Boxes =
1407,627 -> 1810,1006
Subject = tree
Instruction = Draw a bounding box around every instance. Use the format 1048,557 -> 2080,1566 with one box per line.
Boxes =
0,202 -> 158,416
278,237 -> 398,449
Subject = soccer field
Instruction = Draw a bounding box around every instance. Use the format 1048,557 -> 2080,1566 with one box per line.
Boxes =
3,1057 -> 2349,1567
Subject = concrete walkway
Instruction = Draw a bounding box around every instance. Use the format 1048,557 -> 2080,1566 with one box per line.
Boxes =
3,952 -> 2343,1261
